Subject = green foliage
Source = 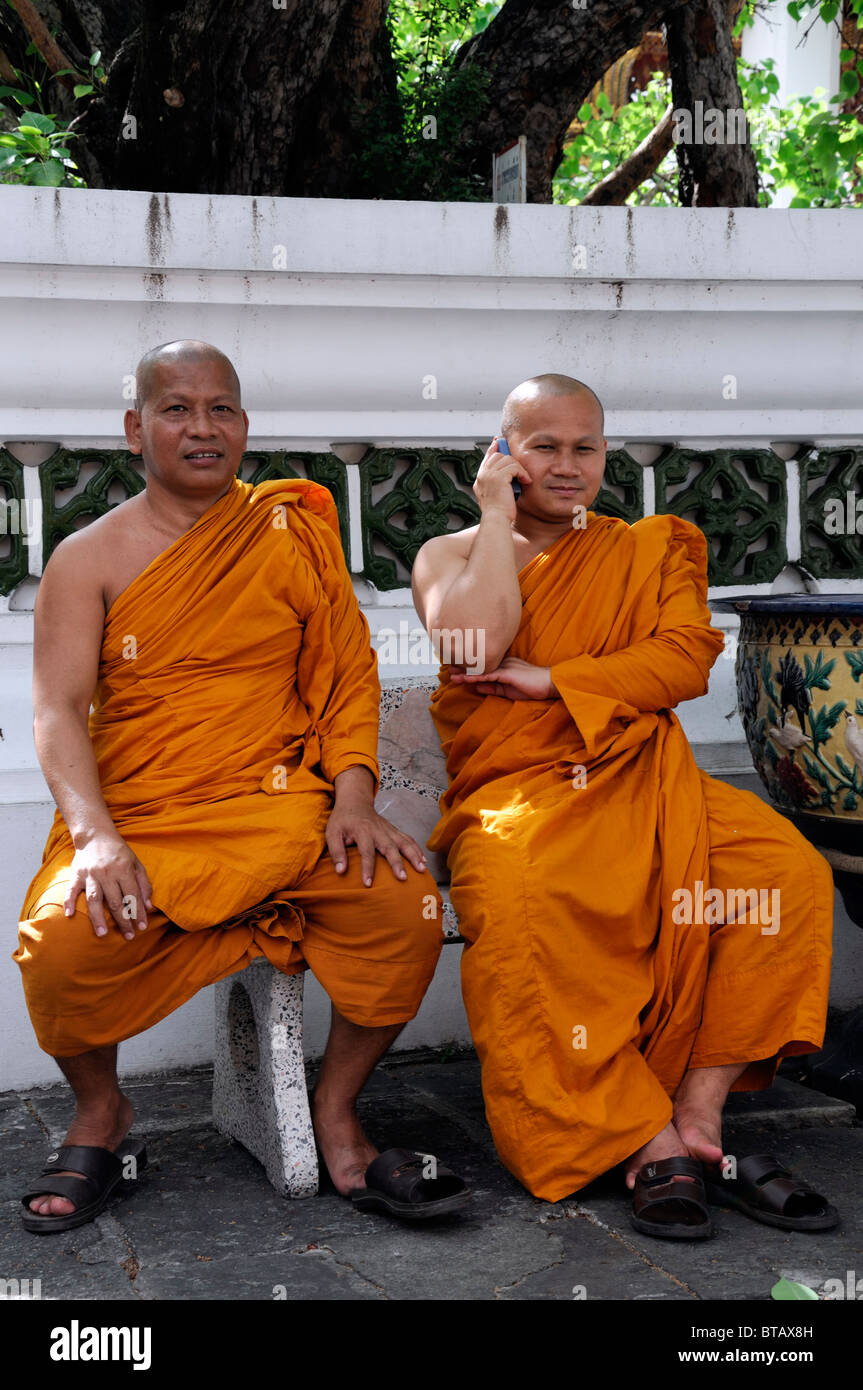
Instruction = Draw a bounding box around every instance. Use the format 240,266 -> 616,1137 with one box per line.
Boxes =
554,75 -> 678,206
0,38 -> 104,189
0,110 -> 83,187
357,1 -> 498,199
554,0 -> 863,208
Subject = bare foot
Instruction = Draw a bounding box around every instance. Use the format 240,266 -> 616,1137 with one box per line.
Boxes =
624,1120 -> 696,1191
29,1092 -> 135,1217
312,1090 -> 378,1197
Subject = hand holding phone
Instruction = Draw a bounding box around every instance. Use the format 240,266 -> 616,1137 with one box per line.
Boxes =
497,438 -> 521,499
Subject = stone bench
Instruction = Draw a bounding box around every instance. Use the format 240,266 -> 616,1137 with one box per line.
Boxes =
212,682 -> 456,1197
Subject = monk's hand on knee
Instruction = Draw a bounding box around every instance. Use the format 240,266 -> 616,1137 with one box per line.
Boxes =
64,832 -> 154,940
325,807 -> 427,887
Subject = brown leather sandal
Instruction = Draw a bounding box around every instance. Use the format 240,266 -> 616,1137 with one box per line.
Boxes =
349,1147 -> 470,1221
631,1157 -> 713,1240
705,1153 -> 839,1232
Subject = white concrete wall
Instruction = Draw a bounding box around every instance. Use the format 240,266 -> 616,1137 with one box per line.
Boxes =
2,191 -> 862,1086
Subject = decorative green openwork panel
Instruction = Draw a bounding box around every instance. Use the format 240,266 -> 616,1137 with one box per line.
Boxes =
799,447 -> 863,580
0,447 -> 27,597
595,450 -> 643,524
41,449 -> 145,557
240,451 -> 348,553
359,447 -> 644,589
360,448 -> 482,589
3,440 -> 856,600
654,448 -> 787,586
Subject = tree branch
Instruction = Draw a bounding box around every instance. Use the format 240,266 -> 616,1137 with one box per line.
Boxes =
8,0 -> 79,86
450,0 -> 694,201
579,103 -> 674,204
0,43 -> 19,85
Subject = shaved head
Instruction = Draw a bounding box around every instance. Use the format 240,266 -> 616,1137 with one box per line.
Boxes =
134,340 -> 241,411
502,374 -> 604,439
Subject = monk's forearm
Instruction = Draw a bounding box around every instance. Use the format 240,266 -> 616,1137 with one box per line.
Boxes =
550,627 -> 720,713
332,764 -> 376,808
34,708 -> 116,846
434,511 -> 522,670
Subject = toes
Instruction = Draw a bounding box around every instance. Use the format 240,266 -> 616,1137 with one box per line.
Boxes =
29,1195 -> 75,1216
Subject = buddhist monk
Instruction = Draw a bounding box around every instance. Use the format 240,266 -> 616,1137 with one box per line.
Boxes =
16,340 -> 468,1232
411,374 -> 837,1239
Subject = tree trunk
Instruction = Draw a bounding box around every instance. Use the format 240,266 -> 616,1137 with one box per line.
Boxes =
75,0 -> 399,197
2,0 -> 762,206
665,0 -> 759,206
449,0 -> 693,201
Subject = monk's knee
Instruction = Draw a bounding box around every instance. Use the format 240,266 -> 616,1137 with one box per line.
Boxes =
16,899 -> 115,999
377,867 -> 444,956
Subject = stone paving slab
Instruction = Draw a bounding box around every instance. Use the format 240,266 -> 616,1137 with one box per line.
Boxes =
1,1055 -> 859,1302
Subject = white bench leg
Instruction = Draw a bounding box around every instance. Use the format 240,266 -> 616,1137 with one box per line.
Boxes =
212,958 -> 318,1198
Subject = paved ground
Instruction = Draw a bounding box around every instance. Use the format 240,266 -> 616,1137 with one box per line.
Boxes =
1,1052 -> 860,1303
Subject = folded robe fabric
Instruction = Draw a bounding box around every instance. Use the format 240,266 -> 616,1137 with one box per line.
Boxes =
20,476 -> 382,931
427,513 -> 833,1201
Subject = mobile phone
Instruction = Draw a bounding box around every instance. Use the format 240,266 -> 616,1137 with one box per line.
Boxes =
497,438 -> 521,498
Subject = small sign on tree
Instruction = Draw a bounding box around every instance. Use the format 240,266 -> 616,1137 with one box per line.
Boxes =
492,135 -> 527,202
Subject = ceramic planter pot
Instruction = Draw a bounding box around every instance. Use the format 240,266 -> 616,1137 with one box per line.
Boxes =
712,594 -> 863,930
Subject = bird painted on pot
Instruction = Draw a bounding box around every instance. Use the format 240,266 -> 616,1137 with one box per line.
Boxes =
778,651 -> 812,731
844,712 -> 863,774
768,709 -> 812,753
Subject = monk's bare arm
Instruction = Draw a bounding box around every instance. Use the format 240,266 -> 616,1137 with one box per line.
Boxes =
33,536 -> 152,937
412,439 -> 528,674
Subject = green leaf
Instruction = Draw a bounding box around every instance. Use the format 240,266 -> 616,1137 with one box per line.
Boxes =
73,84 -> 93,99
843,790 -> 858,811
810,702 -> 846,744
22,112 -> 56,134
29,159 -> 65,187
89,50 -> 102,67
771,1276 -> 818,1301
804,650 -> 836,689
841,71 -> 860,96
0,133 -> 20,147
856,698 -> 863,716
802,752 -> 831,789
836,753 -> 858,782
846,651 -> 863,682
0,85 -> 35,106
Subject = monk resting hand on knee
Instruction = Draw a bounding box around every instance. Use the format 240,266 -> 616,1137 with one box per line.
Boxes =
16,340 -> 469,1232
411,373 -> 838,1240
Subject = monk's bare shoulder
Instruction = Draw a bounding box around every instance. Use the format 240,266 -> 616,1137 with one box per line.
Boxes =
40,494 -> 144,609
412,526 -> 479,625
415,524 -> 478,569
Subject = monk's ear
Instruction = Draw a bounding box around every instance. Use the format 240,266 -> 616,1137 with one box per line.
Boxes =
124,408 -> 143,455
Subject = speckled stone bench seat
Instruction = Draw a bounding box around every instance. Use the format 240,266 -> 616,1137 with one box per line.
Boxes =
212,681 -> 458,1197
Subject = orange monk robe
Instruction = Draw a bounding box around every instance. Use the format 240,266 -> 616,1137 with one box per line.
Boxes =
16,478 -> 442,1055
427,513 -> 833,1202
